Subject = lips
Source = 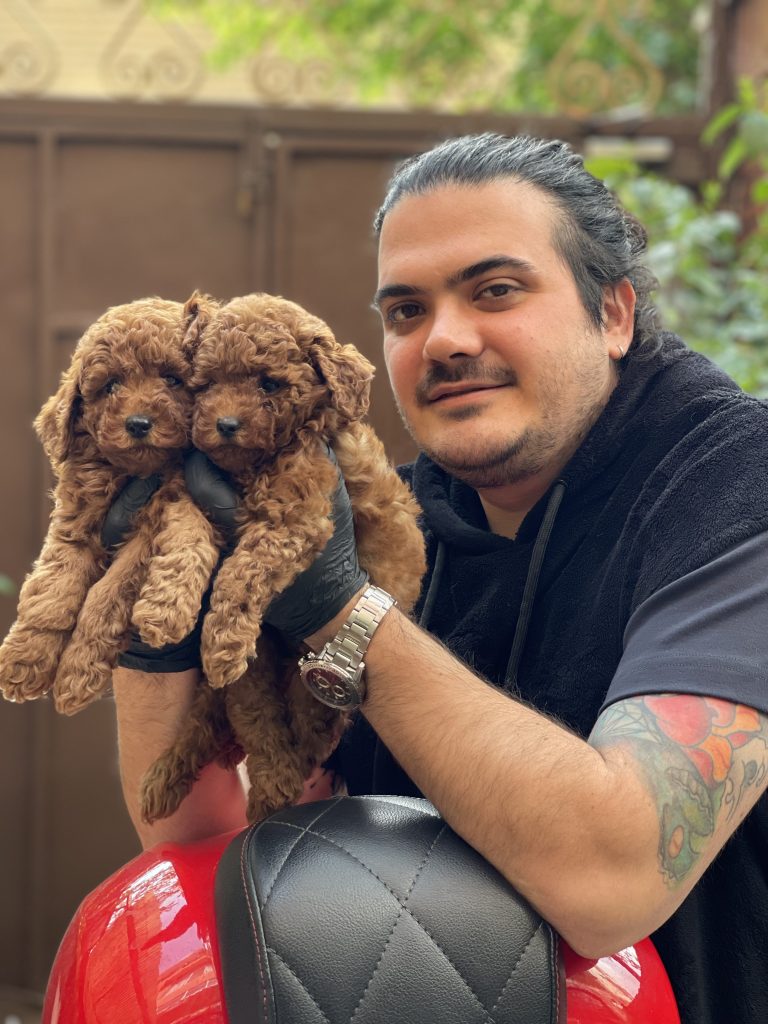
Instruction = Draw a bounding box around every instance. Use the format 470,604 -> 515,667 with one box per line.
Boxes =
427,382 -> 506,403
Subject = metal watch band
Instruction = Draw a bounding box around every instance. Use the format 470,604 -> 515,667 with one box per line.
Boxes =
299,585 -> 395,708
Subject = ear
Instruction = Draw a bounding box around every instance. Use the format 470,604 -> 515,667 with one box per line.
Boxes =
34,362 -> 82,466
182,290 -> 218,360
602,279 -> 636,355
310,338 -> 375,423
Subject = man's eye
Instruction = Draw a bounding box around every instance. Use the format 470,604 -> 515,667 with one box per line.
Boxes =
387,302 -> 422,323
477,282 -> 519,299
260,376 -> 282,394
104,378 -> 121,395
163,375 -> 183,388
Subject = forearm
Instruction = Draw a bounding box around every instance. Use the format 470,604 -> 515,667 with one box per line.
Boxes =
113,666 -> 247,850
359,610 -> 666,956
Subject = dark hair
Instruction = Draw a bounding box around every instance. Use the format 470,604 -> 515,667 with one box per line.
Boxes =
374,133 -> 661,354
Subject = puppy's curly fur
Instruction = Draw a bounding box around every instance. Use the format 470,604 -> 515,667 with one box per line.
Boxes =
140,292 -> 426,824
0,297 -> 219,714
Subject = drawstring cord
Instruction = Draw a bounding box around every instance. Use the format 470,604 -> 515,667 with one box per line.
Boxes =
418,538 -> 446,630
373,479 -> 566,792
503,480 -> 566,689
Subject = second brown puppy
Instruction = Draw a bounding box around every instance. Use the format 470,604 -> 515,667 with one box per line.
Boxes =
141,292 -> 426,824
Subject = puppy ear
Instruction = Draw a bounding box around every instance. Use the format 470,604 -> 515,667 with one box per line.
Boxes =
310,337 -> 375,423
182,290 -> 217,360
34,362 -> 82,466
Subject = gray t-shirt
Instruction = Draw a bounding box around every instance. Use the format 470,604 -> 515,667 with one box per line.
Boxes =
603,532 -> 768,715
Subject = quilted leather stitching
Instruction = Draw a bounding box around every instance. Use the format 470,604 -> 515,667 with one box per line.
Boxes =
266,819 -> 525,1019
265,946 -> 333,1024
550,930 -> 561,1024
239,827 -> 271,1024
260,797 -> 346,909
347,824 -> 447,1023
489,921 -> 545,1016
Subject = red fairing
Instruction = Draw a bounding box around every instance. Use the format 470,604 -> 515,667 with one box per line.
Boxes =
43,833 -> 238,1024
43,834 -> 680,1024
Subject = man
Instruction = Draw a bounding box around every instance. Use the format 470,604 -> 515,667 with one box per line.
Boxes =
114,134 -> 768,1024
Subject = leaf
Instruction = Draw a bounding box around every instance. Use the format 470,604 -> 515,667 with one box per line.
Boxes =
702,103 -> 741,144
718,137 -> 750,180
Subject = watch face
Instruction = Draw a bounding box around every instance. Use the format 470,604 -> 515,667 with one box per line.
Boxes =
301,661 -> 363,709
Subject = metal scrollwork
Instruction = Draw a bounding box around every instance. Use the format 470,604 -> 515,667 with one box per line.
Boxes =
547,0 -> 664,117
0,0 -> 58,95
100,1 -> 203,101
250,52 -> 339,106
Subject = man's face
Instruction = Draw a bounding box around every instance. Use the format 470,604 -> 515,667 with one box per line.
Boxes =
376,180 -> 631,489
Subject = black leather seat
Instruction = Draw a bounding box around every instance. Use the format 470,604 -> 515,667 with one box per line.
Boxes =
215,795 -> 564,1024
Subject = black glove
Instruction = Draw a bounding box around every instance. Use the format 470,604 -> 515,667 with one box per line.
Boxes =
104,473 -> 204,674
184,447 -> 368,643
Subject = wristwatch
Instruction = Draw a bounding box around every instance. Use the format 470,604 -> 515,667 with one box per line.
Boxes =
298,585 -> 396,709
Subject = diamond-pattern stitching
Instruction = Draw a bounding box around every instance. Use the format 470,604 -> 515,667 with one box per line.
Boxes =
264,818 -> 520,1021
348,824 -> 447,1023
223,798 -> 559,1024
489,921 -> 545,1016
265,946 -> 333,1024
259,797 -> 346,910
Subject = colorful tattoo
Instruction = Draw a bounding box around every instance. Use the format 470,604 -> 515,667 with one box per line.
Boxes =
590,695 -> 768,887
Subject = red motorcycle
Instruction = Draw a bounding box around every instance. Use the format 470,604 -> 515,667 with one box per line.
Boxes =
44,796 -> 680,1023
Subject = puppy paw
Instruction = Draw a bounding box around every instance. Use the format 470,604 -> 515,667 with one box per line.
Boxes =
202,647 -> 250,689
53,658 -> 112,715
0,630 -> 66,701
140,771 -> 188,824
201,614 -> 259,688
132,600 -> 198,648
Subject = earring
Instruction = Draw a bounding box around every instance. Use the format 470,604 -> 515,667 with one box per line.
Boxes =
612,344 -> 625,361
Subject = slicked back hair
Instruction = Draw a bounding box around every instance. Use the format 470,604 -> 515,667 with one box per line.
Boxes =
374,133 -> 661,355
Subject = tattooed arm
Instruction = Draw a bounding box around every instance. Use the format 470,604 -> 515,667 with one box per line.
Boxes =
350,606 -> 768,958
590,694 -> 768,888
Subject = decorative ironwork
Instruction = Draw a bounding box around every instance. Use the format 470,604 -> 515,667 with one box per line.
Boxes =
547,0 -> 664,117
0,0 -> 58,96
250,53 -> 339,106
100,0 -> 204,101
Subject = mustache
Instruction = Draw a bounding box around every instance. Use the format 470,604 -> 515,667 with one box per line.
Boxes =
415,361 -> 517,406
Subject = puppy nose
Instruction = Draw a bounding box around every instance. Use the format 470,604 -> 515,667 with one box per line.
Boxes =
217,417 -> 241,439
125,415 -> 152,439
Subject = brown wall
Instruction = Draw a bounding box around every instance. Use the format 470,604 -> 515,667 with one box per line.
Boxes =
0,98 -> 712,993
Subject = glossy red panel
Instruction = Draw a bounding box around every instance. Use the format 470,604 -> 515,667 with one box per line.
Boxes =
43,832 -> 237,1024
43,832 -> 680,1023
563,940 -> 680,1023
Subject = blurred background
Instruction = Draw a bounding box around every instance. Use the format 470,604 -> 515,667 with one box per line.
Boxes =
0,0 -> 766,1018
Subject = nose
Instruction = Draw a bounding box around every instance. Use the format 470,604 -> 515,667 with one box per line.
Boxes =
125,415 -> 152,439
217,417 -> 241,439
422,301 -> 485,363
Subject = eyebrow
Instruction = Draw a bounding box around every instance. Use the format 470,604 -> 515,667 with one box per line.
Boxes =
372,255 -> 537,310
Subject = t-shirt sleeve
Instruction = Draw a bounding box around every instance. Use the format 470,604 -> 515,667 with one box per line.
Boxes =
601,532 -> 768,716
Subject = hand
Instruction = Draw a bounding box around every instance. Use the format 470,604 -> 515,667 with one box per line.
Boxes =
103,473 -> 204,674
185,447 -> 368,643
101,475 -> 161,548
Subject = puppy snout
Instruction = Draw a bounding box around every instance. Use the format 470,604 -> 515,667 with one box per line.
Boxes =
216,417 -> 241,439
125,415 -> 153,439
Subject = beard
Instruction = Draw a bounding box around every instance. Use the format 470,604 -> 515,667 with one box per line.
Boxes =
396,350 -> 611,489
416,425 -> 559,488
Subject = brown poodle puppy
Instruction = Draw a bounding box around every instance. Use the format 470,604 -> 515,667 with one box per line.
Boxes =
0,297 -> 219,715
140,292 -> 426,824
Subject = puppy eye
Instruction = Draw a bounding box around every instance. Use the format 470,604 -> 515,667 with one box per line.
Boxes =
104,378 -> 121,395
260,376 -> 282,394
162,375 -> 183,388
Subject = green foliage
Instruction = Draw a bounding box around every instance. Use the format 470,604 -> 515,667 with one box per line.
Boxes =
587,89 -> 768,395
148,0 -> 701,113
0,575 -> 15,597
